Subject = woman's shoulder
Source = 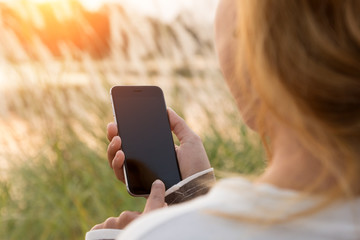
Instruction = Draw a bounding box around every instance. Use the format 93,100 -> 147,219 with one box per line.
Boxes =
118,177 -> 360,240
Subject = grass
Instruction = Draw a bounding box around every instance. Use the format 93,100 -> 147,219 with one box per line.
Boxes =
0,1 -> 265,239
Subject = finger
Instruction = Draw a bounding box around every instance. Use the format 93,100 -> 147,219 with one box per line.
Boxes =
167,108 -> 199,143
112,150 -> 125,182
107,122 -> 118,142
117,211 -> 140,229
144,180 -> 165,213
107,136 -> 121,168
91,223 -> 104,230
92,217 -> 117,230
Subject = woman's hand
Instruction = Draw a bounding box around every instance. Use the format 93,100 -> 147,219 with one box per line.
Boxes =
107,108 -> 210,182
91,180 -> 166,230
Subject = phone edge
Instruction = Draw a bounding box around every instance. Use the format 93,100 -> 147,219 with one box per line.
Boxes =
110,86 -> 150,197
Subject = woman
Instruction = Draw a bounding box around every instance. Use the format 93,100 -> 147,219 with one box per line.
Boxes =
91,0 -> 360,239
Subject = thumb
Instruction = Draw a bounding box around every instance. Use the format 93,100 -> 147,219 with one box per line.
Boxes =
167,108 -> 196,143
144,180 -> 165,213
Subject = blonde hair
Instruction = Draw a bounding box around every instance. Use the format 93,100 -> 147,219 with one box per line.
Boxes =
236,0 -> 360,199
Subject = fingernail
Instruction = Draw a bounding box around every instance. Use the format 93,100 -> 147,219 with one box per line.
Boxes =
112,157 -> 116,169
153,179 -> 162,186
111,137 -> 117,147
113,136 -> 121,145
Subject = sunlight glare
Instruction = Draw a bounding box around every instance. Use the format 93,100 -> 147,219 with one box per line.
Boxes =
1,0 -> 218,21
24,0 -> 103,11
30,0 -> 56,2
78,0 -> 103,11
27,0 -> 200,20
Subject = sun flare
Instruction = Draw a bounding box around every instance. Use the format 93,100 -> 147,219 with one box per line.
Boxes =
26,0 -> 103,11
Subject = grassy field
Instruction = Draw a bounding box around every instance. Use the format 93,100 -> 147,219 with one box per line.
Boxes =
0,2 -> 265,239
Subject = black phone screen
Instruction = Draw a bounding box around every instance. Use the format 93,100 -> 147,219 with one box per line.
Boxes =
111,86 -> 181,196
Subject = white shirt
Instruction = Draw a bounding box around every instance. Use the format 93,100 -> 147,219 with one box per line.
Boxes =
118,177 -> 360,240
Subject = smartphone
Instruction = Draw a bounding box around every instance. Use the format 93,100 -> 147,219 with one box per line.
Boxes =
110,86 -> 182,196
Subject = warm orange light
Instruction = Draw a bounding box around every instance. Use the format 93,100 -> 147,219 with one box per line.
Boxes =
30,0 -> 55,2
26,0 -> 103,11
79,0 -> 103,11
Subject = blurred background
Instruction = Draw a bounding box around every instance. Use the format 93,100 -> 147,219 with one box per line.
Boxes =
0,0 -> 265,239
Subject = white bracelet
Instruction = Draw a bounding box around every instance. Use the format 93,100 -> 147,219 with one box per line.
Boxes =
165,168 -> 214,196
